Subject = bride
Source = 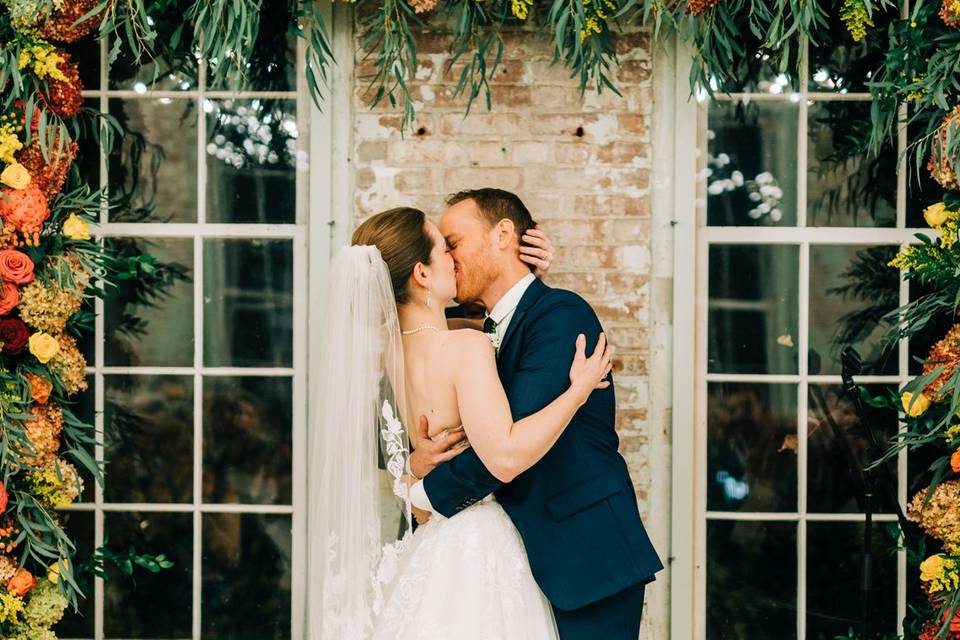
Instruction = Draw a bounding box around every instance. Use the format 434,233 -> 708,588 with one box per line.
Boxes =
308,207 -> 611,639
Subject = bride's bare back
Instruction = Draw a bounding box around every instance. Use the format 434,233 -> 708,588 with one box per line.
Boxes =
402,329 -> 476,444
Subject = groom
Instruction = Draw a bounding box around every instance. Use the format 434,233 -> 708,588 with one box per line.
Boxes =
408,188 -> 663,639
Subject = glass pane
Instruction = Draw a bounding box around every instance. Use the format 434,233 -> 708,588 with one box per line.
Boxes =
708,244 -> 799,374
104,511 -> 193,639
807,102 -> 897,227
808,0 -> 897,94
204,240 -> 293,367
108,99 -> 198,223
205,99 -> 297,223
202,513 -> 291,640
65,37 -> 100,89
808,245 -> 899,376
74,373 -> 96,503
807,384 -> 900,513
104,238 -> 194,367
707,383 -> 798,512
806,522 -> 898,639
53,510 -> 94,638
706,101 -> 798,227
76,98 -> 102,189
208,0 -> 296,92
109,8 -> 199,92
707,520 -> 797,638
104,375 -> 194,503
203,377 -> 293,504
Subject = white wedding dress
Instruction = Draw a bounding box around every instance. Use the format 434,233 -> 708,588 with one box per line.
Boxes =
372,493 -> 559,640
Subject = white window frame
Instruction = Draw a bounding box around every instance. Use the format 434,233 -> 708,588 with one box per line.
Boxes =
67,19 -> 329,638
670,14 -> 924,638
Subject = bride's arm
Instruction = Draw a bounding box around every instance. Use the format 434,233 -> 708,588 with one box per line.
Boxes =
450,330 -> 610,483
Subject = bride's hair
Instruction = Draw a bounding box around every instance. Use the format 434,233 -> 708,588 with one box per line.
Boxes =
352,207 -> 433,305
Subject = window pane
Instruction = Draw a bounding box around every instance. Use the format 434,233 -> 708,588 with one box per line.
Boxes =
104,511 -> 193,639
203,376 -> 293,504
53,510 -> 94,639
205,99 -> 297,224
202,513 -> 291,640
806,522 -> 898,639
707,520 -> 797,638
203,239 -> 293,367
808,0 -> 896,94
105,238 -> 194,367
707,383 -> 798,512
808,245 -> 899,376
708,244 -> 799,374
109,99 -> 198,223
65,37 -> 100,89
104,375 -> 194,503
807,384 -> 900,513
74,373 -> 96,503
706,101 -> 798,227
76,99 -> 102,189
807,102 -> 897,227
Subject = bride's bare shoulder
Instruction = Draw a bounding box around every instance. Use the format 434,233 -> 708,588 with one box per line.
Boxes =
443,328 -> 495,360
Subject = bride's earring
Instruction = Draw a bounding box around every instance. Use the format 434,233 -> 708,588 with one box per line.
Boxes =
426,288 -> 432,309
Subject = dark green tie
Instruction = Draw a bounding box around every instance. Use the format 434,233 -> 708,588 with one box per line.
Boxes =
483,316 -> 497,335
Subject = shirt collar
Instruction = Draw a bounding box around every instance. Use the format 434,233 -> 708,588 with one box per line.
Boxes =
488,273 -> 536,325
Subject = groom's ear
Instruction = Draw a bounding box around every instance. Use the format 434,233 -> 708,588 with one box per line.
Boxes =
494,218 -> 517,249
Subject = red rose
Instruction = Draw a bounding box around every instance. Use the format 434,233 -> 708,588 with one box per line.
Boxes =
0,250 -> 33,285
0,284 -> 18,316
0,319 -> 30,355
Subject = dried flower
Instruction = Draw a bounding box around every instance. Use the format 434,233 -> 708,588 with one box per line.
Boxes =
0,558 -> 17,583
909,479 -> 960,553
0,183 -> 49,235
50,333 -> 87,396
19,280 -> 82,334
686,0 -> 720,15
40,0 -> 102,43
841,0 -> 874,41
942,0 -> 960,26
930,105 -> 960,191
19,403 -> 63,468
25,373 -> 51,405
406,0 -> 438,12
41,52 -> 82,119
16,134 -> 76,200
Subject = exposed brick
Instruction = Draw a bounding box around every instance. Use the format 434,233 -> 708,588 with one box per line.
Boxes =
395,168 -> 434,192
443,166 -> 523,191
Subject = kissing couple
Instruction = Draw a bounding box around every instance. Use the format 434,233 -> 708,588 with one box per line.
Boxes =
309,188 -> 662,640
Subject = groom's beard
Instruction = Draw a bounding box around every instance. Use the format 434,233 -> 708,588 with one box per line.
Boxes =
454,261 -> 497,306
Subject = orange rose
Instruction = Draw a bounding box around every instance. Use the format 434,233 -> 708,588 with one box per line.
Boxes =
0,283 -> 18,316
952,449 -> 960,474
7,568 -> 36,596
0,249 -> 33,284
0,482 -> 8,514
26,374 -> 51,405
0,182 -> 49,234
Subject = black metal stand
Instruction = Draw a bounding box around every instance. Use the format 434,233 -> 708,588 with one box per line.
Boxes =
839,347 -> 876,640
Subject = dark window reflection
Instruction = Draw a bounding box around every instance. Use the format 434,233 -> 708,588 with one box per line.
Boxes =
808,245 -> 899,376
708,244 -> 799,374
808,0 -> 896,94
806,522 -> 898,639
807,384 -> 900,513
104,375 -> 194,503
706,101 -> 798,227
202,513 -> 291,640
807,102 -> 897,227
203,377 -> 293,505
53,511 -> 94,639
707,520 -> 797,638
707,383 -> 798,513
104,511 -> 193,639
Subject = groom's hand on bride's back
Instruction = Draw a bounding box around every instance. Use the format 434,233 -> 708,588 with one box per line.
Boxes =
409,415 -> 468,480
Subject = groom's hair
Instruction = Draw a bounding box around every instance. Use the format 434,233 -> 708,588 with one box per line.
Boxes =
446,188 -> 536,245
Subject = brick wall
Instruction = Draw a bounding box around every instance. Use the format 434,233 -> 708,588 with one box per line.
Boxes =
351,17 -> 664,636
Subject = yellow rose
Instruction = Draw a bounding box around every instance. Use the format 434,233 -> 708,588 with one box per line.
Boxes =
924,202 -> 951,227
47,559 -> 69,585
28,332 -> 59,364
0,163 -> 30,190
920,554 -> 946,582
62,213 -> 91,241
901,391 -> 931,417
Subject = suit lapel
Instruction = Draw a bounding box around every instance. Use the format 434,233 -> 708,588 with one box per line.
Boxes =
496,278 -> 549,378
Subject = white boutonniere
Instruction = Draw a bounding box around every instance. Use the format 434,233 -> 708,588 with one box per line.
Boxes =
486,329 -> 500,356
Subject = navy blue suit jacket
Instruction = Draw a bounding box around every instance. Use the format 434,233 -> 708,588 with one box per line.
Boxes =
423,278 -> 663,611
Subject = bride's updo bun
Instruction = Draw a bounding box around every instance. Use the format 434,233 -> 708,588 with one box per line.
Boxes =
352,207 -> 433,305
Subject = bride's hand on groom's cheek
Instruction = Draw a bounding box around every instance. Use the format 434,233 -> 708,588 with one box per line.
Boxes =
520,224 -> 554,278
409,415 -> 468,480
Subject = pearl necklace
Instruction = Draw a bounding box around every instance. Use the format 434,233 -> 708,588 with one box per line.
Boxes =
401,325 -> 443,336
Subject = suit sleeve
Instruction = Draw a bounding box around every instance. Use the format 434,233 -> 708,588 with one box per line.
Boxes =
422,292 -> 603,518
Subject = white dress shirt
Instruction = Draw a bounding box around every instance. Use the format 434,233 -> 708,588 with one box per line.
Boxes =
409,273 -> 537,513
